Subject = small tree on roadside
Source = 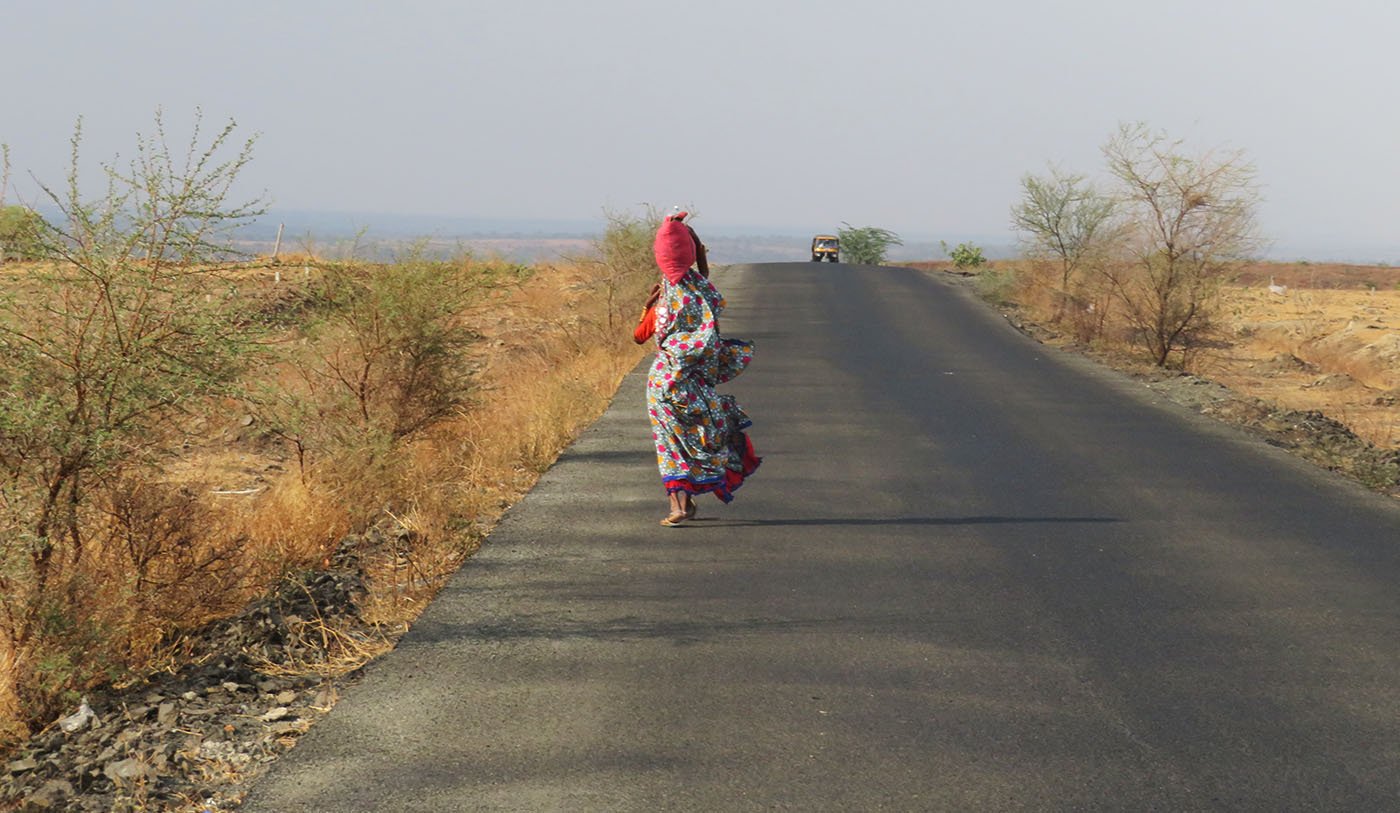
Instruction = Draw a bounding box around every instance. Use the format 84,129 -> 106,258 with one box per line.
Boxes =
272,248 -> 496,454
0,111 -> 265,673
838,224 -> 902,265
1010,167 -> 1116,314
591,208 -> 662,333
1101,123 -> 1262,367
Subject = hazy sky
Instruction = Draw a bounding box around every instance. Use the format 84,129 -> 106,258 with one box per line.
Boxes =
4,0 -> 1398,257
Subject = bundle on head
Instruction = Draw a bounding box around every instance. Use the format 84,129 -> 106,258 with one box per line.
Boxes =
654,212 -> 697,284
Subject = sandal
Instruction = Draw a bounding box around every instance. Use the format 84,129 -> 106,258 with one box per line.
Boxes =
684,501 -> 697,520
659,512 -> 687,527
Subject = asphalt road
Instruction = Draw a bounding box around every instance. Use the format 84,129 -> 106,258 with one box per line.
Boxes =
245,263 -> 1400,811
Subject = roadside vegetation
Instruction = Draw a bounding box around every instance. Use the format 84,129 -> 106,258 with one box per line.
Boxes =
837,224 -> 902,265
0,147 -> 45,262
0,205 -> 43,262
942,240 -> 987,271
924,123 -> 1398,494
1007,123 -> 1263,368
0,117 -> 658,752
961,253 -> 1400,472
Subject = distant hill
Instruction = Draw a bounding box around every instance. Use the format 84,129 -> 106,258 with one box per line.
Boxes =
236,209 -> 1015,264
85,206 -> 1396,266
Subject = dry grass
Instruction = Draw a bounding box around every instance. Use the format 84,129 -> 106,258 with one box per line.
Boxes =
0,248 -> 654,750
1206,279 -> 1400,448
0,653 -> 21,746
959,259 -> 1400,453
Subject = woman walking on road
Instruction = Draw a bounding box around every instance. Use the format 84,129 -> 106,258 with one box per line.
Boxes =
633,212 -> 760,526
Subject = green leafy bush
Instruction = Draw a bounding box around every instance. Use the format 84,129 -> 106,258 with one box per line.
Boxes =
944,240 -> 987,269
838,224 -> 903,265
0,206 -> 44,261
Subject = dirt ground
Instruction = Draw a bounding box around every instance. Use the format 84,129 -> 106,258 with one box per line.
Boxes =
1205,264 -> 1400,450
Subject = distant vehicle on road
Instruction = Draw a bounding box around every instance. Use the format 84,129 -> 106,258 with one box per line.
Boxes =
811,235 -> 839,263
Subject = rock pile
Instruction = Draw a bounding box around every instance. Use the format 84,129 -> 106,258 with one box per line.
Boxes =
1,535 -> 395,811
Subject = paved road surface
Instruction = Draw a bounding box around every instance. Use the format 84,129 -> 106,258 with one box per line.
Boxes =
246,263 -> 1400,811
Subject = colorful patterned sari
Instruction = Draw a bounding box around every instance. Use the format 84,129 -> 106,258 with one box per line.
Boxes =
646,269 -> 760,502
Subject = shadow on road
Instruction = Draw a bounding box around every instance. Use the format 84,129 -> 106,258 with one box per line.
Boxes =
410,611 -> 946,646
557,449 -> 653,463
693,515 -> 1122,528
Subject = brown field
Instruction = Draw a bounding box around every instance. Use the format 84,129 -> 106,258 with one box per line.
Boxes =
1206,268 -> 1400,450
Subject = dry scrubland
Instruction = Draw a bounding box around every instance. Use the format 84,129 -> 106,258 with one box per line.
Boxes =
0,230 -> 657,753
1208,264 -> 1400,448
921,258 -> 1400,485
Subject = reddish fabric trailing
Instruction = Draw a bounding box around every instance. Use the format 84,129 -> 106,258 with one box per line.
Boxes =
662,432 -> 762,504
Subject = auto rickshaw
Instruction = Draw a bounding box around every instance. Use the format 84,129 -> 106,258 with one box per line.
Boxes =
811,234 -> 839,262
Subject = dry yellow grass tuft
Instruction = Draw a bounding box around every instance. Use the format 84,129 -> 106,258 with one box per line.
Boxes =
0,654 -> 22,746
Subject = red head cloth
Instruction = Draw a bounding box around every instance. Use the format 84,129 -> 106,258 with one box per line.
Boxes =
654,212 -> 696,285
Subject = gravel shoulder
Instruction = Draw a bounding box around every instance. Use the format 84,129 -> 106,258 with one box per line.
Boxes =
0,535 -> 393,811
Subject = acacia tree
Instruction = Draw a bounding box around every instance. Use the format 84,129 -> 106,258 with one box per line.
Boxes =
592,208 -> 662,333
1011,167 -> 1117,312
0,111 -> 264,650
1101,124 -> 1261,366
264,247 -> 497,479
838,224 -> 902,265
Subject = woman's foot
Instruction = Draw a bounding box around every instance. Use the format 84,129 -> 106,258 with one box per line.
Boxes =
662,491 -> 695,526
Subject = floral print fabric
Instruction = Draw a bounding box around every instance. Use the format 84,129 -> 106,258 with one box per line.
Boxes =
646,269 -> 760,502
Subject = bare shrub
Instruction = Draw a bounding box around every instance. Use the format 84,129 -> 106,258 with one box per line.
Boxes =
1061,276 -> 1116,346
258,251 -> 525,501
94,478 -> 252,645
1012,125 -> 1262,363
0,476 -> 265,734
585,208 -> 662,334
1102,123 -> 1263,367
307,252 -> 495,439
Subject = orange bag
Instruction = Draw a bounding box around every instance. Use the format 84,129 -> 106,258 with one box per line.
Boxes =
632,305 -> 656,344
